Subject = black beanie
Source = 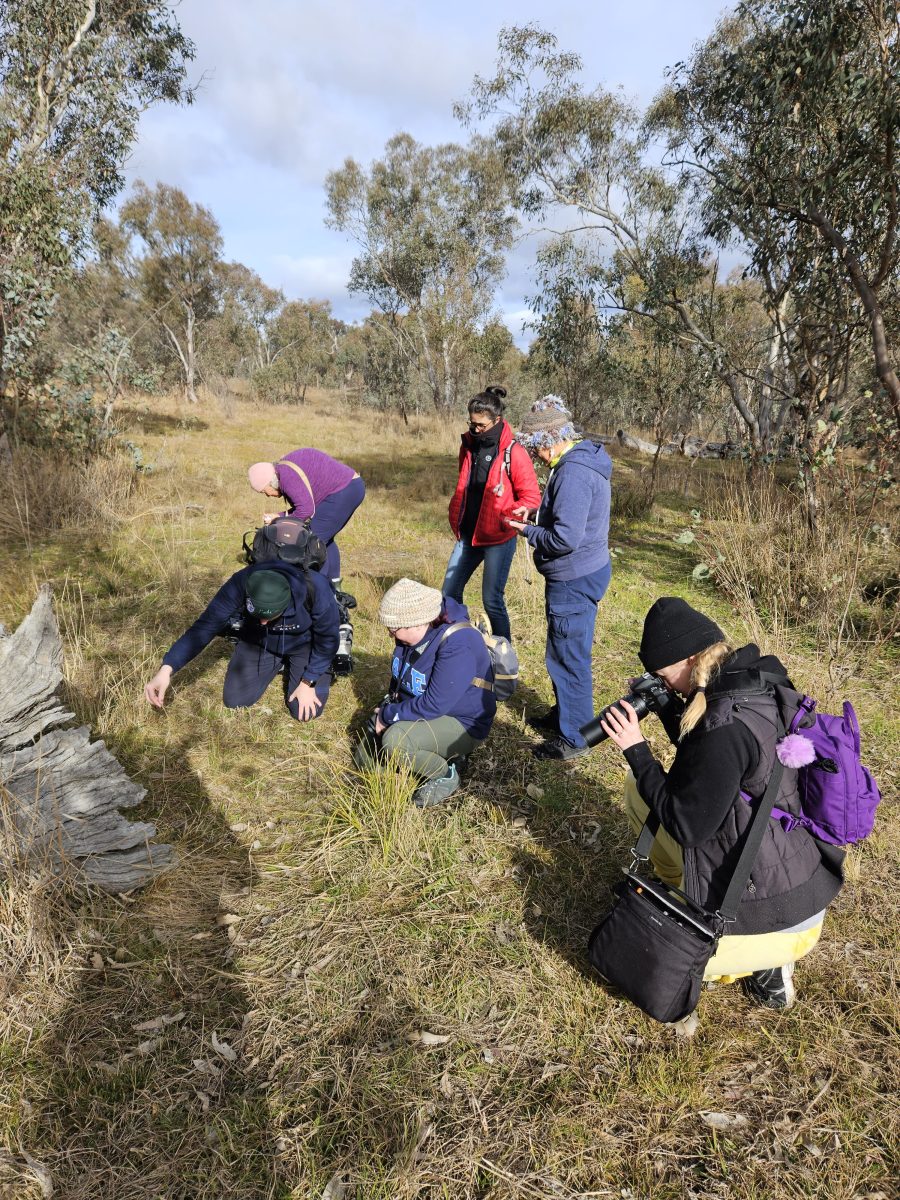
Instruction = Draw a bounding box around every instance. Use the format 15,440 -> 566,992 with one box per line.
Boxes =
639,597 -> 725,672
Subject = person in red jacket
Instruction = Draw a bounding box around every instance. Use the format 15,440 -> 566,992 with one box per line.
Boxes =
443,386 -> 541,640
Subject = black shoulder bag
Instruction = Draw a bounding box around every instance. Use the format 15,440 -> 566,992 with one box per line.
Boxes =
587,753 -> 785,1023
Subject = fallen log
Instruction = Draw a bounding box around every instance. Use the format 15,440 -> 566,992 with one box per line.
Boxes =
614,430 -> 743,459
0,586 -> 176,892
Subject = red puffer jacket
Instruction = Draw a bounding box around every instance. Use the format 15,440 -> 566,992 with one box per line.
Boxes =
448,420 -> 541,547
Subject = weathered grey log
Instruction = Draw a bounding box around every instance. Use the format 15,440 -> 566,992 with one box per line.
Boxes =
615,429 -> 743,459
616,430 -> 679,456
0,586 -> 176,891
0,586 -> 73,753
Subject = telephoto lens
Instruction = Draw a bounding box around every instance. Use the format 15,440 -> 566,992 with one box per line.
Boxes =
580,673 -> 671,748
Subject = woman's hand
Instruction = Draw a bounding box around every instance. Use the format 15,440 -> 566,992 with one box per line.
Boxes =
144,665 -> 173,708
373,710 -> 387,736
507,504 -> 536,535
599,699 -> 645,751
290,681 -> 323,721
262,512 -> 280,525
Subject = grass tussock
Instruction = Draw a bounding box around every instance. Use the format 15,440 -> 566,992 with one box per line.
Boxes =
0,447 -> 140,546
0,390 -> 896,1199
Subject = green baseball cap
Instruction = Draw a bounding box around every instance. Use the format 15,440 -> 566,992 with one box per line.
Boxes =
245,570 -> 292,619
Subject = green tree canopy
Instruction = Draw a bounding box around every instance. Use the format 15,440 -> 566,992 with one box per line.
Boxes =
655,0 -> 900,423
120,181 -> 223,404
325,132 -> 516,411
0,0 -> 194,401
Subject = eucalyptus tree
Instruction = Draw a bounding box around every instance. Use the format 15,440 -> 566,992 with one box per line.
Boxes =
120,181 -> 223,404
0,0 -> 194,415
325,132 -> 516,411
457,25 -> 786,455
525,235 -> 616,426
658,0 -> 900,427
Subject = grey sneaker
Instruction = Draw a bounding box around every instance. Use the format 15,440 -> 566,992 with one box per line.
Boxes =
412,763 -> 461,809
741,962 -> 796,1009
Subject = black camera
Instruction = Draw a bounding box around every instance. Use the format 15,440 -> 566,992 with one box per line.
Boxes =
580,672 -> 674,748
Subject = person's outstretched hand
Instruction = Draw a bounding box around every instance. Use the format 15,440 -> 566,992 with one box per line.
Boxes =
600,699 -> 645,751
144,665 -> 173,708
262,512 -> 280,525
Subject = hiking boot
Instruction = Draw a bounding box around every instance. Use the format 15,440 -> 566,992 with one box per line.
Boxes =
526,707 -> 559,734
741,962 -> 796,1010
448,753 -> 470,777
412,763 -> 461,809
531,735 -> 590,761
333,589 -> 357,610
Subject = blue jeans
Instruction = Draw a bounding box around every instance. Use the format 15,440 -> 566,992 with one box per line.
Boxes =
544,561 -> 612,747
442,537 -> 518,640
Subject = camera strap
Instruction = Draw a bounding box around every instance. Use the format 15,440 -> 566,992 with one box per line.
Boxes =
631,725 -> 786,925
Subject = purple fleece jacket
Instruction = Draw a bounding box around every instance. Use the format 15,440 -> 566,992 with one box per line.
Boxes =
275,449 -> 357,520
523,439 -> 612,581
380,598 -> 497,740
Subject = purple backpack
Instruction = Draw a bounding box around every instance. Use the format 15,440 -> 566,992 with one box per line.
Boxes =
744,693 -> 882,845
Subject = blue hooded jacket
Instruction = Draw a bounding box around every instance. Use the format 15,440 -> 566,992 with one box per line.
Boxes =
380,597 -> 497,740
523,439 -> 612,581
163,561 -> 340,677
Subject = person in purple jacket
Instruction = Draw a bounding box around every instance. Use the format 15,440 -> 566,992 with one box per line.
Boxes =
508,397 -> 613,761
144,562 -> 339,721
247,449 -> 365,584
353,578 -> 497,808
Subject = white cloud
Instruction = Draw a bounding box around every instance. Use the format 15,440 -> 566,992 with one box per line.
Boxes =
271,251 -> 354,299
122,0 -> 729,327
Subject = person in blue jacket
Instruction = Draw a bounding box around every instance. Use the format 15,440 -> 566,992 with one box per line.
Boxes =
354,578 -> 497,808
508,397 -> 613,760
143,562 -> 339,721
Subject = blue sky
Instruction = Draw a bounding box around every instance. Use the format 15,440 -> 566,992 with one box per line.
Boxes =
126,0 -> 728,341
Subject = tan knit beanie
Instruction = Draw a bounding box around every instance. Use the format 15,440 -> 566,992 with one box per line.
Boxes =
378,578 -> 443,628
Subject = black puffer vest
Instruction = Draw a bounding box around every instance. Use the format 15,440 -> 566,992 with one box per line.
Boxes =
682,656 -> 844,935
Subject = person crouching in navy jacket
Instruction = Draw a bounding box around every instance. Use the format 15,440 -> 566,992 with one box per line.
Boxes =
354,578 -> 497,808
144,563 -> 339,721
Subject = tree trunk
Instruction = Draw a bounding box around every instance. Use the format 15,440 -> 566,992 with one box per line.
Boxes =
184,304 -> 198,404
0,587 -> 176,891
808,205 -> 900,425
414,311 -> 441,409
440,336 -> 455,411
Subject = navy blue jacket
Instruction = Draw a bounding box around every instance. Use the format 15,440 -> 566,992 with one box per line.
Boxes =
524,439 -> 612,580
163,562 -> 340,678
380,598 -> 497,739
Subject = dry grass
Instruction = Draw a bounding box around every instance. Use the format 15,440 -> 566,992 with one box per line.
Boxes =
0,389 -> 897,1199
0,448 -> 140,548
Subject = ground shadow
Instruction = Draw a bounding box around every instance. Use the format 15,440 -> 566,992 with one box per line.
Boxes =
115,406 -> 209,435
479,723 -> 632,982
19,732 -> 283,1199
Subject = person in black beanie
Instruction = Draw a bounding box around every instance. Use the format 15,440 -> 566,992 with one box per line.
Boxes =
597,597 -> 844,1011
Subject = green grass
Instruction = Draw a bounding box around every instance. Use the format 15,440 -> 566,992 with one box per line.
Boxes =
0,390 -> 897,1199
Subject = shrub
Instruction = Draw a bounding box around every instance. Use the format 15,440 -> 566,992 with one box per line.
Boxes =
611,485 -> 654,520
691,472 -> 898,647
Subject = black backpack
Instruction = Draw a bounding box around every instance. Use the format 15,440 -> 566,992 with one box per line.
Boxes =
242,517 -> 327,571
